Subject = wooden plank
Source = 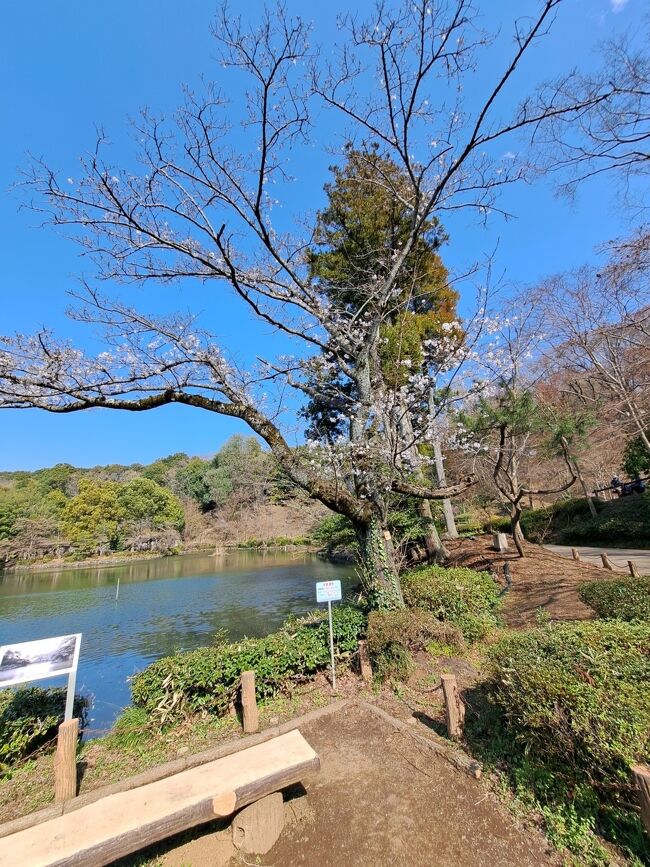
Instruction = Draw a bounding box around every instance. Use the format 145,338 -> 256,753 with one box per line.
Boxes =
0,699 -> 349,841
0,730 -> 319,867
241,670 -> 259,734
632,763 -> 650,836
54,719 -> 79,804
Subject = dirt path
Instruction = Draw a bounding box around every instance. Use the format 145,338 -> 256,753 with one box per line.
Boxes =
446,536 -> 605,626
159,703 -> 558,867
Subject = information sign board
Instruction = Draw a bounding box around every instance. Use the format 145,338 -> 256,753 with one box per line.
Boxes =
315,580 -> 342,603
0,634 -> 82,721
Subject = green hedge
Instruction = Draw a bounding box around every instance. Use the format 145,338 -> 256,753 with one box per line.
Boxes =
490,497 -> 606,543
559,492 -> 650,547
0,687 -> 88,776
487,622 -> 650,800
400,565 -> 501,641
131,605 -> 366,724
367,608 -> 463,681
579,577 -> 650,622
490,494 -> 650,548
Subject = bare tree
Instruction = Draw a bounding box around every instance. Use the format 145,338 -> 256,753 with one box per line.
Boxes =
0,1 -> 610,606
534,23 -> 649,202
533,265 -> 650,452
461,313 -> 579,556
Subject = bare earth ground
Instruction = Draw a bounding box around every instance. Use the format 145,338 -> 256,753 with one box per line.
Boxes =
446,535 -> 606,626
154,702 -> 559,867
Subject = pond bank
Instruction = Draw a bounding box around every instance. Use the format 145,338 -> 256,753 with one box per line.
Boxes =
1,544 -> 324,575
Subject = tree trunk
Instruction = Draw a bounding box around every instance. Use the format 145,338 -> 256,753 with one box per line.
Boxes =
356,517 -> 405,609
418,499 -> 448,563
573,458 -> 597,518
433,440 -> 459,539
510,506 -> 525,558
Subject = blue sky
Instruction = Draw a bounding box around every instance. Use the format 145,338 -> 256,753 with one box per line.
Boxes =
0,0 -> 640,470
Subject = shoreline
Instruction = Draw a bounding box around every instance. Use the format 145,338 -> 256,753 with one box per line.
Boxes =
0,545 -> 322,576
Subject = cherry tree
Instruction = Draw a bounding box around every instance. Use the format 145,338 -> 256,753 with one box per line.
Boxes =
0,1 -> 611,607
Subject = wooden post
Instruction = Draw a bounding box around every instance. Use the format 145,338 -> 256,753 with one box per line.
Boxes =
54,718 -> 79,803
358,640 -> 373,683
631,764 -> 650,836
601,552 -> 614,571
628,560 -> 640,578
241,670 -> 259,734
571,548 -> 580,562
441,674 -> 465,740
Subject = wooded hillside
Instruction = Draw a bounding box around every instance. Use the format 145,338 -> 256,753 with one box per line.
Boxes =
0,436 -> 326,565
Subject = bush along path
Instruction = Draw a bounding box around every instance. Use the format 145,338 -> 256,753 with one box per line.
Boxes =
1,553 -> 648,866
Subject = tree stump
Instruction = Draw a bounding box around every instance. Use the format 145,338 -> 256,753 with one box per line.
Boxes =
358,640 -> 373,682
600,552 -> 614,571
631,764 -> 650,836
232,792 -> 285,854
628,560 -> 640,578
492,532 -> 508,553
241,671 -> 259,734
441,674 -> 465,740
54,718 -> 79,803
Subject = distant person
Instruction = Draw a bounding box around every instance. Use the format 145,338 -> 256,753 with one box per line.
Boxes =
610,475 -> 622,497
632,473 -> 647,494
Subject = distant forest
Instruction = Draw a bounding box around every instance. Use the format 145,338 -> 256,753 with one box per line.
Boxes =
0,436 -> 325,565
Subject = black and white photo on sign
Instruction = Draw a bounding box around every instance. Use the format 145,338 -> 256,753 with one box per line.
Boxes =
0,634 -> 80,686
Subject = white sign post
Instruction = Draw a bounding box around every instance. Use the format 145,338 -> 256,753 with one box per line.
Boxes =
316,580 -> 342,691
0,634 -> 82,721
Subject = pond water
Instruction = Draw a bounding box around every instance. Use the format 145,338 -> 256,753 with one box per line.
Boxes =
0,551 -> 355,735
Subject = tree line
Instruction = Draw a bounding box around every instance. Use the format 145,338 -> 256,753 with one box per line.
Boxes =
0,436 -> 297,562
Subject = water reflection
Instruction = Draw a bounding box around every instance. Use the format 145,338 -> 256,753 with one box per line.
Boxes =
0,551 -> 355,734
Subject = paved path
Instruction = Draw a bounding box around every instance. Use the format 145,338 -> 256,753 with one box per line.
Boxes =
545,545 -> 650,575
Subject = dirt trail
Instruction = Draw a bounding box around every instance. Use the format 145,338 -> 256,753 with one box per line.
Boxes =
157,703 -> 558,867
446,536 -> 605,626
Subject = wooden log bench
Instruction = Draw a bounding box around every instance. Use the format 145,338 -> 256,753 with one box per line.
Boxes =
0,729 -> 319,867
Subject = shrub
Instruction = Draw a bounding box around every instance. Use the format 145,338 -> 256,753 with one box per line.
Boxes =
579,577 -> 650,622
131,605 -> 366,724
559,491 -> 650,548
486,622 -> 650,803
401,565 -> 500,641
367,608 -> 463,682
489,497 -> 606,543
0,687 -> 88,776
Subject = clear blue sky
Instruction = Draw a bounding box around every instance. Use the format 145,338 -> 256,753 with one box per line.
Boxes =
0,0 -> 639,470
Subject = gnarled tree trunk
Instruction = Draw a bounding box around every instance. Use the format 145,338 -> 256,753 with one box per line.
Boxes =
355,516 -> 405,609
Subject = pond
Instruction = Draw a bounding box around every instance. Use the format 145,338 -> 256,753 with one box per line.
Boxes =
0,550 -> 356,735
